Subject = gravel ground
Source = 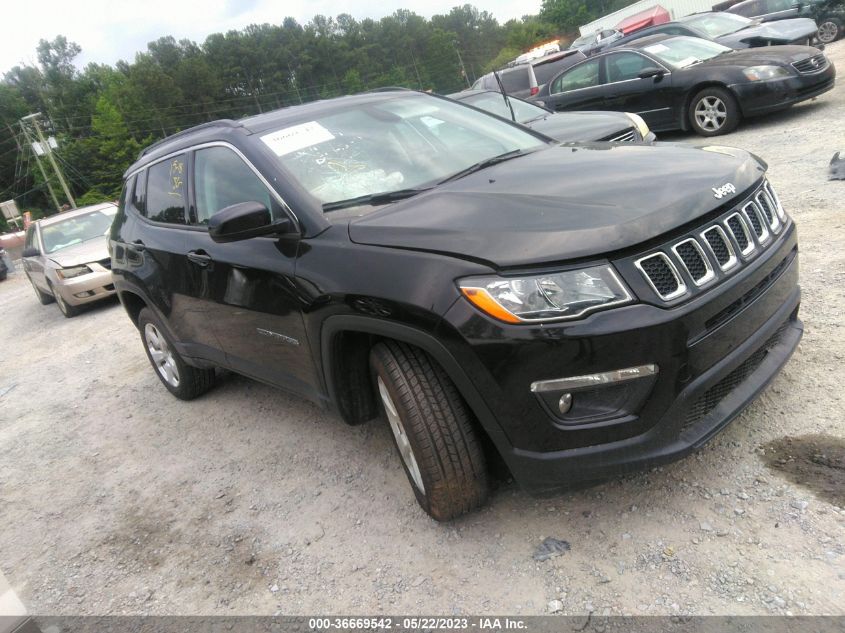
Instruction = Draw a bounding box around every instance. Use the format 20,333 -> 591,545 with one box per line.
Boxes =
1,41 -> 843,617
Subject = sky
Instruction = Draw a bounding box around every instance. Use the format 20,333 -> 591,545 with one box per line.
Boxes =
0,0 -> 542,75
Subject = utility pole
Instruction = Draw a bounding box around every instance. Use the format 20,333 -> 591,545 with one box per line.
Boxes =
22,113 -> 76,208
19,120 -> 62,213
454,44 -> 471,89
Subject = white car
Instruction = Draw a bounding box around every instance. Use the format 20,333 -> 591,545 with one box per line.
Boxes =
21,202 -> 117,318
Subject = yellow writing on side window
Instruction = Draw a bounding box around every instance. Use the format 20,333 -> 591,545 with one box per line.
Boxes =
169,160 -> 184,198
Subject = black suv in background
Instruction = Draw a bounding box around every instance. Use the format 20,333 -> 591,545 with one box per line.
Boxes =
110,90 -> 802,521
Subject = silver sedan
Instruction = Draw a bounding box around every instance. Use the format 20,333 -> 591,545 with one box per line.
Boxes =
22,203 -> 117,318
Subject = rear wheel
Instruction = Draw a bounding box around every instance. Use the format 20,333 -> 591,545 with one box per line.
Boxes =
689,87 -> 740,136
817,18 -> 843,44
369,340 -> 489,521
138,307 -> 215,400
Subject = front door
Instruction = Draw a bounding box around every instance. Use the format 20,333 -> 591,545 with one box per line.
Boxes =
601,52 -> 676,130
185,144 -> 319,398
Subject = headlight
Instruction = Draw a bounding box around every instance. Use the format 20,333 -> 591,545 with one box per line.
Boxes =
459,265 -> 633,324
625,113 -> 651,140
743,65 -> 791,81
56,265 -> 92,279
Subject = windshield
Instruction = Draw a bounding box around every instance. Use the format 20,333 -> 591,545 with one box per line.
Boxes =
265,93 -> 546,210
682,12 -> 752,37
41,209 -> 115,254
571,33 -> 598,47
460,92 -> 548,124
642,36 -> 732,68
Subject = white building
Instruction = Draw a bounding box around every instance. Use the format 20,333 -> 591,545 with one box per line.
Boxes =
578,0 -> 715,35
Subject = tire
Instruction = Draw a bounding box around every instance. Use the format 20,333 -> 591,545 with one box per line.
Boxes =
137,307 -> 215,400
369,340 -> 489,521
29,276 -> 55,305
817,18 -> 843,44
688,87 -> 741,137
50,282 -> 81,318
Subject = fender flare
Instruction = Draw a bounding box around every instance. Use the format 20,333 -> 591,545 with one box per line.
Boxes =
320,314 -> 515,459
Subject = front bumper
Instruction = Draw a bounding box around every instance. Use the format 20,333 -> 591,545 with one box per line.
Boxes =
441,219 -> 801,496
731,63 -> 836,117
507,292 -> 801,495
54,269 -> 116,306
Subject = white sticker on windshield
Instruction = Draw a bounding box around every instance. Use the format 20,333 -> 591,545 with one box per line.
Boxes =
676,57 -> 699,68
260,121 -> 335,156
644,44 -> 669,54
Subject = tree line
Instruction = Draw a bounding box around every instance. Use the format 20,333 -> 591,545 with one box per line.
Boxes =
0,0 -> 630,227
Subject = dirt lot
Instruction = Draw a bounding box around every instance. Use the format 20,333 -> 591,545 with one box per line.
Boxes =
1,41 -> 844,618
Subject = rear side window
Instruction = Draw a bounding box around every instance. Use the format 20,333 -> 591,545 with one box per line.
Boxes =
146,155 -> 187,224
193,146 -> 276,224
132,170 -> 147,215
117,175 -> 133,215
730,0 -> 759,15
500,66 -> 530,93
551,59 -> 601,94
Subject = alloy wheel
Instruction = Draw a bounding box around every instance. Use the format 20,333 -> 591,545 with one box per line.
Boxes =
377,376 -> 425,493
818,21 -> 839,44
145,323 -> 180,388
695,96 -> 727,132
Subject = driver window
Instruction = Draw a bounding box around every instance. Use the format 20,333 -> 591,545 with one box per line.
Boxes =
605,53 -> 655,83
551,59 -> 601,94
193,147 -> 277,225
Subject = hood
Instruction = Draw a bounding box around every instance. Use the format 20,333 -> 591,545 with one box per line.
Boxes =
47,236 -> 109,268
526,111 -> 633,142
718,18 -> 819,46
348,143 -> 765,269
701,44 -> 822,70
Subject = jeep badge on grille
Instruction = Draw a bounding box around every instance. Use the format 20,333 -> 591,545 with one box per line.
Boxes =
712,183 -> 736,199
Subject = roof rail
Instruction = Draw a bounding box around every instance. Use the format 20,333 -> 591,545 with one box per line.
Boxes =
365,86 -> 415,93
138,119 -> 241,159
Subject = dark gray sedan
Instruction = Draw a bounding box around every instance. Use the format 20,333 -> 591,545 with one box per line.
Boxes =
606,12 -> 821,50
449,89 -> 656,143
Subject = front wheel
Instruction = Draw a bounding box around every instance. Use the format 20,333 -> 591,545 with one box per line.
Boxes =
369,340 -> 489,521
138,307 -> 215,400
30,276 -> 54,305
817,18 -> 843,44
51,283 -> 81,318
689,87 -> 741,136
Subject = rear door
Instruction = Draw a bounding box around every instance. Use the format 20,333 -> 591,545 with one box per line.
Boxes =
543,58 -> 607,112
184,144 -> 319,398
600,51 -> 676,129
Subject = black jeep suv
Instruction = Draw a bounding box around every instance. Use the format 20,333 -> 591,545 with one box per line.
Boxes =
110,90 -> 802,521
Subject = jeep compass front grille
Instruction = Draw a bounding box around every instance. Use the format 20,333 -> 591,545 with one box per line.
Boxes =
633,181 -> 787,302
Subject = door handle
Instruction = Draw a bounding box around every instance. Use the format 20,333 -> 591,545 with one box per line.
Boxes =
187,251 -> 213,267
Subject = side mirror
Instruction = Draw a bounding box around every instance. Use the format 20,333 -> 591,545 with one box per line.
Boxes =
638,67 -> 666,80
208,201 -> 293,243
22,246 -> 40,258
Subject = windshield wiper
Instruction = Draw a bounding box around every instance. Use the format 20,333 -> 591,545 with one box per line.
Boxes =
438,149 -> 526,184
322,188 -> 431,212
